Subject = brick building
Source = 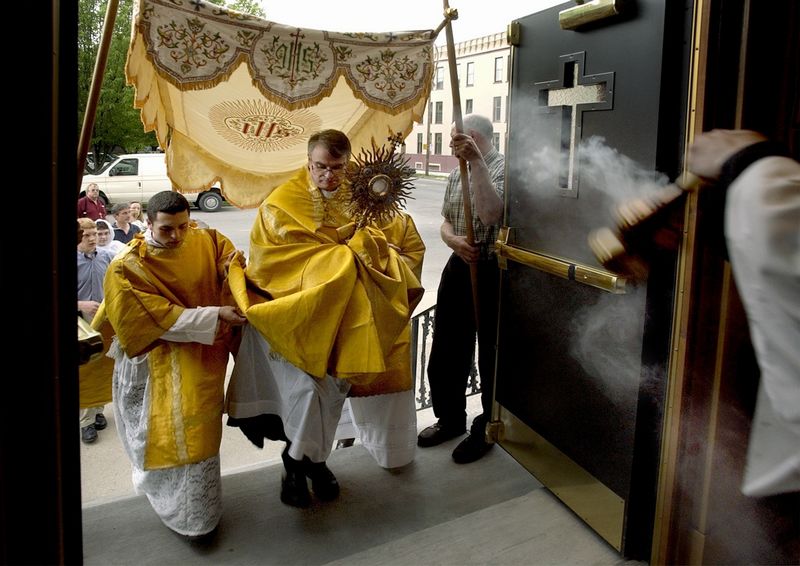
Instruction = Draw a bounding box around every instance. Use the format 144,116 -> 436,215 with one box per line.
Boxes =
405,31 -> 510,175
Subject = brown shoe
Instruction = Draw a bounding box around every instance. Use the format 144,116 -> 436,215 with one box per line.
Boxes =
417,421 -> 466,448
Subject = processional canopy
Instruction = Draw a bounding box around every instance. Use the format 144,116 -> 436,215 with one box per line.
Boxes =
126,0 -> 435,207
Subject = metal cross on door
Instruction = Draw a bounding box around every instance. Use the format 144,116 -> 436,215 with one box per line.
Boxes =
535,52 -> 614,196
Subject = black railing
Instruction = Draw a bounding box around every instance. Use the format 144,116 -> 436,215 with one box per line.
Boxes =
409,305 -> 481,411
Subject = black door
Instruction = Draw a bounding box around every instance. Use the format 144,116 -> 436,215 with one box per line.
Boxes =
493,1 -> 689,559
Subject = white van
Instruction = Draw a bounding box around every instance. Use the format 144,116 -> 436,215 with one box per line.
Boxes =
80,153 -> 225,212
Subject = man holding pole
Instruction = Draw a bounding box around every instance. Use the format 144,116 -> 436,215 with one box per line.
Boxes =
417,114 -> 505,463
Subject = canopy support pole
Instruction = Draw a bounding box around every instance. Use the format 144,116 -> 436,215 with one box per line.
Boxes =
442,1 -> 481,326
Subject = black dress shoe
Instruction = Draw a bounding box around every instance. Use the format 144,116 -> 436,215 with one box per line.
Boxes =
280,469 -> 311,508
81,424 -> 97,444
94,413 -> 107,431
452,433 -> 493,464
305,460 -> 340,501
281,445 -> 311,507
417,421 -> 465,448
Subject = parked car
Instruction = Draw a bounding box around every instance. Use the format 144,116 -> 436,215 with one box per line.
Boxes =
79,153 -> 225,212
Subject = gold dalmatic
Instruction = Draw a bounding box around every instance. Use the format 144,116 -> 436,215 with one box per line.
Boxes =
100,228 -> 238,469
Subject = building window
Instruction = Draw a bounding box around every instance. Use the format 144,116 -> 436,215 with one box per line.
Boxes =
435,66 -> 444,90
435,101 -> 443,124
492,133 -> 500,152
493,96 -> 502,122
494,57 -> 504,83
434,133 -> 442,155
466,62 -> 474,86
465,99 -> 473,114
507,55 -> 511,82
417,133 -> 423,154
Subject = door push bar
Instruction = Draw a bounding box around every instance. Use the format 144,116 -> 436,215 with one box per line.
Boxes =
495,227 -> 627,294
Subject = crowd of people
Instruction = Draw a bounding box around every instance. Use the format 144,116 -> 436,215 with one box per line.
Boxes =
77,196 -> 150,444
77,124 -> 798,540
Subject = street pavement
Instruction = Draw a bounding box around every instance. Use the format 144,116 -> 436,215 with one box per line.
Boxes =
81,174 -> 455,505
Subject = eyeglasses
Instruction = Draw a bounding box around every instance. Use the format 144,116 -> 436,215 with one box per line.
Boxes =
309,161 -> 347,175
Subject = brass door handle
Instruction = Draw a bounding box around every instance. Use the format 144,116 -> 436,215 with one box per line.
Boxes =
496,227 -> 626,294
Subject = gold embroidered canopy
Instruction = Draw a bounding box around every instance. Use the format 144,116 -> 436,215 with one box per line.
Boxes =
126,0 -> 436,208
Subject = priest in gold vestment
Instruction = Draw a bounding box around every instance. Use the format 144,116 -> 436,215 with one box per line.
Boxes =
101,191 -> 247,538
225,130 -> 425,508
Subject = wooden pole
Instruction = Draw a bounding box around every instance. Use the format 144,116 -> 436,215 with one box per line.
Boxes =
77,0 -> 120,192
442,0 -> 481,326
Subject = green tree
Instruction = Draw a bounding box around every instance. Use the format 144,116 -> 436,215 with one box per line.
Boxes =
79,0 -> 157,174
207,0 -> 266,18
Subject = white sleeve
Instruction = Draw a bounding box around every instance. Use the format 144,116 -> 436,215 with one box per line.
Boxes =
161,306 -> 220,345
728,156 -> 800,497
725,155 -> 800,426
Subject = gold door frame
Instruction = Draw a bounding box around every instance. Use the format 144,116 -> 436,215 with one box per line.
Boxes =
652,0 -> 757,563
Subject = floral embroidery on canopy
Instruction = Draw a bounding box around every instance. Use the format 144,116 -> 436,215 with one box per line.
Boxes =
126,0 -> 436,208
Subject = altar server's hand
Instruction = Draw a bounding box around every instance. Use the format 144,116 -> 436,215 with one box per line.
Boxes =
219,305 -> 247,325
688,129 -> 767,180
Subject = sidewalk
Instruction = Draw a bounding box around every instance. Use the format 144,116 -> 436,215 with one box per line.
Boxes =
80,360 -> 480,506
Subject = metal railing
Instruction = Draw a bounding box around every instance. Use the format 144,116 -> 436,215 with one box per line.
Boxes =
409,305 -> 481,411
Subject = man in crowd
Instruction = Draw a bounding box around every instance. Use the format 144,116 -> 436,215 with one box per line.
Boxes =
225,129 -> 425,508
111,202 -> 141,243
77,217 -> 115,444
100,191 -> 247,539
77,183 -> 107,221
417,114 -> 505,464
